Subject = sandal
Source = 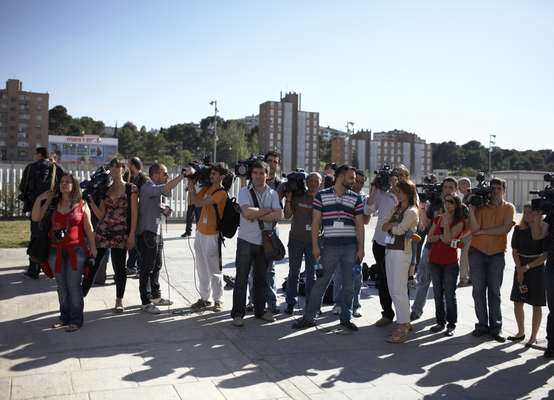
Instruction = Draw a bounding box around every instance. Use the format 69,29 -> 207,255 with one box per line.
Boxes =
65,324 -> 80,333
114,299 -> 124,314
386,325 -> 410,344
51,321 -> 67,329
507,334 -> 525,342
525,339 -> 538,348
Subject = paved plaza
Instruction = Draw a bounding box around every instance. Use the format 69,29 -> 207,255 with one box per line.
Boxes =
1,220 -> 553,400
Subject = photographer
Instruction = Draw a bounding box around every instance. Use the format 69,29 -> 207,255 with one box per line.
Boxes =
136,164 -> 184,314
457,177 -> 472,287
126,157 -> 148,276
188,164 -> 229,312
332,169 -> 371,318
292,165 -> 365,332
231,160 -> 282,327
546,220 -> 554,358
88,159 -> 138,313
283,172 -> 322,314
411,177 -> 459,321
20,147 -> 64,279
467,178 -> 515,342
366,166 -> 399,327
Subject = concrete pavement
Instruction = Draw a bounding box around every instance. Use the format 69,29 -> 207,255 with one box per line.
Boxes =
1,220 -> 553,400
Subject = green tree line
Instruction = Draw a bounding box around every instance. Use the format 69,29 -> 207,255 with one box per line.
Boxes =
49,105 -> 259,168
432,140 -> 554,176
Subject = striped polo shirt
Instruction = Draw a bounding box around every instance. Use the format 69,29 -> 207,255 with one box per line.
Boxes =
313,187 -> 364,245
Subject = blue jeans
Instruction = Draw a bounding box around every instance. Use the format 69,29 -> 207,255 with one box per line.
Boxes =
50,247 -> 85,327
232,239 -> 268,318
333,263 -> 362,310
304,243 -> 357,323
545,264 -> 554,351
469,248 -> 505,334
411,245 -> 431,317
286,239 -> 316,306
429,262 -> 459,326
266,259 -> 277,309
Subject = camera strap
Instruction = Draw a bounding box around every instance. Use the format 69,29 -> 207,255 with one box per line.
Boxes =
249,188 -> 272,231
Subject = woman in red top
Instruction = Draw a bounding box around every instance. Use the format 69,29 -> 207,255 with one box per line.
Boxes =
427,194 -> 465,336
32,174 -> 96,332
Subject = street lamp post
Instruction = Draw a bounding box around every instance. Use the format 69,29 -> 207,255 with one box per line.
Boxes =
488,134 -> 496,177
210,100 -> 218,163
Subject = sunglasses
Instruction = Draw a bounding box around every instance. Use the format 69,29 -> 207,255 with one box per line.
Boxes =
444,198 -> 456,204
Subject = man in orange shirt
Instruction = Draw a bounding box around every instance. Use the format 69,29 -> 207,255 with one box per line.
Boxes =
468,178 -> 515,342
188,164 -> 229,312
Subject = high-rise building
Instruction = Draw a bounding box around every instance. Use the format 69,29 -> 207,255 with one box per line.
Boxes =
330,129 -> 432,182
259,92 -> 319,173
0,79 -> 49,162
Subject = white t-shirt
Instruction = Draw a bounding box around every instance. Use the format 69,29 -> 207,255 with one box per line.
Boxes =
368,189 -> 398,246
238,185 -> 281,245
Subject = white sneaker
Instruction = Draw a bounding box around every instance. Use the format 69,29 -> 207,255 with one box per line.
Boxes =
258,310 -> 275,322
232,317 -> 244,327
142,303 -> 161,314
151,297 -> 173,306
332,305 -> 341,315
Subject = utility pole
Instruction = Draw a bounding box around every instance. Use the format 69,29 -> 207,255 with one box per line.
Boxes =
210,100 -> 218,163
488,133 -> 496,177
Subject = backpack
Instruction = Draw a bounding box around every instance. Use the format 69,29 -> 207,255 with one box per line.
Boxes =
212,188 -> 240,239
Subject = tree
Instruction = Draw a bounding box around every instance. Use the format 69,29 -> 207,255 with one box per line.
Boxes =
48,105 -> 72,134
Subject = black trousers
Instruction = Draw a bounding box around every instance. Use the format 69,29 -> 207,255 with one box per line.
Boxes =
185,205 -> 201,233
137,231 -> 163,305
26,220 -> 40,278
94,248 -> 127,298
373,241 -> 395,320
546,264 -> 554,352
231,239 -> 268,318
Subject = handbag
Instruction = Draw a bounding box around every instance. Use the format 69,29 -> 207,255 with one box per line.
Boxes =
27,204 -> 54,263
385,207 -> 406,251
249,188 -> 285,261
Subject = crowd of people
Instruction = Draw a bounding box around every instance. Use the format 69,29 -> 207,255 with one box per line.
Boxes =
19,147 -> 554,359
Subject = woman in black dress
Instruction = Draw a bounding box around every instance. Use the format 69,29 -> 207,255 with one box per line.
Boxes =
509,204 -> 549,347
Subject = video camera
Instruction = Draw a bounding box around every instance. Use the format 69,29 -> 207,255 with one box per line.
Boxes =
282,169 -> 308,197
530,173 -> 554,218
323,163 -> 337,188
416,175 -> 443,208
372,164 -> 393,191
80,166 -> 113,201
234,154 -> 264,179
465,172 -> 492,208
183,159 -> 211,187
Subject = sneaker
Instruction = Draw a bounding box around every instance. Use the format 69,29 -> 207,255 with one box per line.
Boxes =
23,271 -> 39,280
332,305 -> 341,315
191,299 -> 211,310
491,333 -> 506,343
181,231 -> 192,238
340,321 -> 359,332
471,329 -> 488,337
270,306 -> 280,315
232,317 -> 244,327
257,310 -> 275,323
213,301 -> 223,312
374,317 -> 393,327
430,324 -> 445,333
292,318 -> 316,330
544,348 -> 554,359
410,311 -> 420,321
245,303 -> 254,312
284,304 -> 294,315
457,279 -> 470,287
352,308 -> 362,318
125,267 -> 137,275
142,303 -> 161,314
445,325 -> 456,336
151,297 -> 173,306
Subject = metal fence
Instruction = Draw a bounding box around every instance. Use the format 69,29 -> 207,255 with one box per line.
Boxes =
0,166 -> 242,219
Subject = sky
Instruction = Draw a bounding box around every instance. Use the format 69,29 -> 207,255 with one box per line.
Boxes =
1,0 -> 553,151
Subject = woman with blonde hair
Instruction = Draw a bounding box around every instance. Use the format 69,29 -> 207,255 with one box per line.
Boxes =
382,180 -> 419,343
508,204 -> 549,347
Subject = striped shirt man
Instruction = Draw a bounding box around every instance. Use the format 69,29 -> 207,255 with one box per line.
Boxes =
313,187 -> 364,245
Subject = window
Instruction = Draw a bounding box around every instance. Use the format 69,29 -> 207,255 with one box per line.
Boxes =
17,141 -> 29,148
18,149 -> 28,159
37,97 -> 43,102
36,115 -> 42,121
